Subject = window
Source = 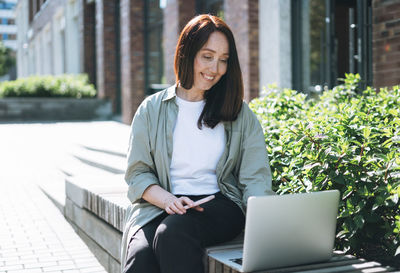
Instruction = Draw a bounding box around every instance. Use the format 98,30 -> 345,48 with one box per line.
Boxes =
0,2 -> 16,10
195,0 -> 223,18
292,0 -> 372,93
144,0 -> 165,95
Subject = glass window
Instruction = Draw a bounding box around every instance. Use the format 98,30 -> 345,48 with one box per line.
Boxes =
196,0 -> 223,18
292,0 -> 327,94
292,0 -> 372,94
144,0 -> 165,94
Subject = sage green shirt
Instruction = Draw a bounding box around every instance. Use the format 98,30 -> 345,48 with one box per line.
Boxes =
120,85 -> 274,270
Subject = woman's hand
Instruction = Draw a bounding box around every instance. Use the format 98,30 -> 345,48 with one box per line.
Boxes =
163,196 -> 204,215
142,185 -> 204,214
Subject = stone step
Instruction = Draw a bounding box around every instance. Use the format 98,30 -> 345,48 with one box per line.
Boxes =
68,144 -> 126,175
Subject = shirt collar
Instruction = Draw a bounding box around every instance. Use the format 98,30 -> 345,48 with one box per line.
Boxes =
162,84 -> 177,101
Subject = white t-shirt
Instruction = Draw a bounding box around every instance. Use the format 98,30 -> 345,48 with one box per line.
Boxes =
170,96 -> 225,195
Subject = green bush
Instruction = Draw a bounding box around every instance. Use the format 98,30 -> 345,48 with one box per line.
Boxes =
0,74 -> 96,98
250,73 -> 400,264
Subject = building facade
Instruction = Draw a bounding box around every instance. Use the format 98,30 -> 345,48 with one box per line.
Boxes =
16,0 -> 83,81
0,0 -> 17,81
16,0 -> 400,124
0,0 -> 17,50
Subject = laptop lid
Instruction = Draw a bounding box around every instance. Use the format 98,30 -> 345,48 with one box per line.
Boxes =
242,190 -> 340,272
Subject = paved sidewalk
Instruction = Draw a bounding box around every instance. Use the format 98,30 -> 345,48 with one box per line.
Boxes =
0,121 -> 130,273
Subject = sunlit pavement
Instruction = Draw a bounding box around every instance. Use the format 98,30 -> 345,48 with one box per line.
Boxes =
0,121 -> 130,273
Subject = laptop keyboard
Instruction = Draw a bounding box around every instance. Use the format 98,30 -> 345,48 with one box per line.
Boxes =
230,258 -> 243,265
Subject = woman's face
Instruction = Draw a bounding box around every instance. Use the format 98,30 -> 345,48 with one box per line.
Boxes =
192,31 -> 229,92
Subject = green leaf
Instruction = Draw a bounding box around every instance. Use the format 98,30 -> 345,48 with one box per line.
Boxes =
354,215 -> 365,229
389,109 -> 398,116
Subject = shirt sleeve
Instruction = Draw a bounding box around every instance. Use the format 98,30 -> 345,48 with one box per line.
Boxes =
237,103 -> 275,205
124,103 -> 159,203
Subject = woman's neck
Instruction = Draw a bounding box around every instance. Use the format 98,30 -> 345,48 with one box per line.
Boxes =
176,85 -> 205,102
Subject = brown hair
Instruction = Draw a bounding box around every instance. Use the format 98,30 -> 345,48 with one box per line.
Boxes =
174,14 -> 244,128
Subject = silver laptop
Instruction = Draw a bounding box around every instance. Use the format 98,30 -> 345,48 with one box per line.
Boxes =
209,190 -> 340,272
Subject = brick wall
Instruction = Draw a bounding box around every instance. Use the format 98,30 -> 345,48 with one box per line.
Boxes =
163,0 -> 195,85
120,0 -> 145,124
83,1 -> 96,87
225,0 -> 259,102
248,0 -> 259,100
178,0 -> 196,31
163,0 -> 179,85
95,0 -> 118,111
372,0 -> 400,88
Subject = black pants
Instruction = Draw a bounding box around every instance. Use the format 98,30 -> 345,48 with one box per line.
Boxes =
123,192 -> 245,273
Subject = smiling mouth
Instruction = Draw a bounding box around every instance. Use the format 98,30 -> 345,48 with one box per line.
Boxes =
202,73 -> 215,81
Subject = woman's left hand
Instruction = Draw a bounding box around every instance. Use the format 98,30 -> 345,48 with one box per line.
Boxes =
142,185 -> 204,214
164,196 -> 204,215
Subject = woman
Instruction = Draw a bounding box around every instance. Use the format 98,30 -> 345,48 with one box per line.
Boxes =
121,14 -> 274,273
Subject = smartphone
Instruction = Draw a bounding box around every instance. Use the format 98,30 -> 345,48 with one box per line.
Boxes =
183,195 -> 215,209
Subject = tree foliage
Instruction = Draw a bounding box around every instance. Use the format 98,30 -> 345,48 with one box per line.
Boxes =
0,41 -> 15,76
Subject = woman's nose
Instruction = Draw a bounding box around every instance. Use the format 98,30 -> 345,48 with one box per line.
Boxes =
209,60 -> 218,74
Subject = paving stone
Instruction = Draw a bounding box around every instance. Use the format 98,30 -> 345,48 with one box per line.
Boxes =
42,265 -> 78,272
38,255 -> 68,263
3,260 -> 24,266
56,260 -> 75,267
79,267 -> 108,273
24,261 -> 58,269
0,264 -> 24,271
7,269 -> 43,273
17,258 -> 38,265
0,256 -> 19,263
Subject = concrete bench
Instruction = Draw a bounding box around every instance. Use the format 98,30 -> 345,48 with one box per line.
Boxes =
64,174 -> 127,273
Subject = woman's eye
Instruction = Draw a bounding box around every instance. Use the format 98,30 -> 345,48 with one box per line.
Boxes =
220,59 -> 228,63
203,55 -> 213,60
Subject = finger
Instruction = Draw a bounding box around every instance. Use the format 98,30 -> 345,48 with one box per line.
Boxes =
174,199 -> 187,213
193,206 -> 204,212
180,197 -> 195,208
165,206 -> 175,215
170,203 -> 184,214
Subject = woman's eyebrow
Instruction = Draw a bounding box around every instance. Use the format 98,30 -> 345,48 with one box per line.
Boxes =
201,48 -> 229,56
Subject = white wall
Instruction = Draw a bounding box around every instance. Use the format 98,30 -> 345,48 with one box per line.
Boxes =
65,0 -> 80,74
28,43 -> 35,75
43,23 -> 53,75
53,9 -> 66,75
259,0 -> 292,90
